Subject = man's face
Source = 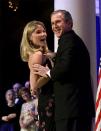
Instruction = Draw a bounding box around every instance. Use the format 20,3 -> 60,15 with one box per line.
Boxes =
13,86 -> 19,92
51,12 -> 70,38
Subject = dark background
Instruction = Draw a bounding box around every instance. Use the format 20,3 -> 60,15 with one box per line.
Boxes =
0,0 -> 54,92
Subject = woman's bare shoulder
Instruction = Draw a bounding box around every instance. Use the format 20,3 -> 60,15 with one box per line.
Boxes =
29,51 -> 43,64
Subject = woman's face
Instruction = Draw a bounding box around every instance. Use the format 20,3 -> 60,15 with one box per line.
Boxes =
21,91 -> 31,101
6,90 -> 15,102
30,25 -> 47,47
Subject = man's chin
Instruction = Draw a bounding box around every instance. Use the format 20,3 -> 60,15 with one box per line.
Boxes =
56,34 -> 61,38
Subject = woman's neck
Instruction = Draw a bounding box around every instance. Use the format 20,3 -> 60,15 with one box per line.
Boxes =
7,101 -> 15,107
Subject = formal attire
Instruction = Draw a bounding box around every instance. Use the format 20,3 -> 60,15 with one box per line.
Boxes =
50,30 -> 95,131
38,58 -> 55,131
20,99 -> 38,131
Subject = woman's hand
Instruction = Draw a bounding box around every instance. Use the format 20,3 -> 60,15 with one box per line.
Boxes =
20,122 -> 28,128
30,87 -> 38,96
2,116 -> 9,121
8,113 -> 16,119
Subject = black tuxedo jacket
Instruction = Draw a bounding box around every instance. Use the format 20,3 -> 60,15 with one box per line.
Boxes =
50,30 -> 95,120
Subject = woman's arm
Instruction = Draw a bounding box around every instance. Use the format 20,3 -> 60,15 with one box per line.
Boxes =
28,51 -> 51,95
7,113 -> 16,119
2,113 -> 16,121
28,51 -> 43,95
36,75 -> 50,89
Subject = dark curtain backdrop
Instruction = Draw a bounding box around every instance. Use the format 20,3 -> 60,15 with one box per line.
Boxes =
0,0 -> 54,96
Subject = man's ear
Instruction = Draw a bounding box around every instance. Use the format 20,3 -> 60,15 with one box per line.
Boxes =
66,20 -> 73,28
69,20 -> 73,27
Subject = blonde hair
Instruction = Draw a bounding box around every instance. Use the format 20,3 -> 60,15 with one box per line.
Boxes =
20,20 -> 49,62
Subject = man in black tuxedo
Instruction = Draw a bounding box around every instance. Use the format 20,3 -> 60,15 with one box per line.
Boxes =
33,10 -> 95,131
